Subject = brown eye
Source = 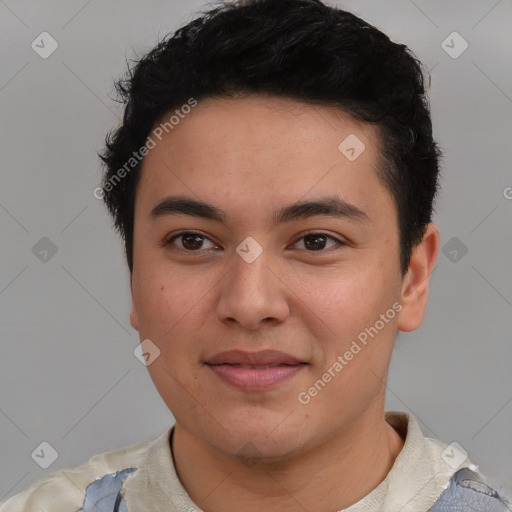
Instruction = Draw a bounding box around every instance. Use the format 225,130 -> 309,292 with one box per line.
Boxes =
166,231 -> 217,252
304,234 -> 328,250
293,232 -> 342,251
181,233 -> 205,250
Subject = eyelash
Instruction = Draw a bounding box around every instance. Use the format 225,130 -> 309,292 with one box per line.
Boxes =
164,230 -> 345,254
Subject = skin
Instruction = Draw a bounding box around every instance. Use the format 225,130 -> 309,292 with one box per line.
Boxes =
129,95 -> 439,511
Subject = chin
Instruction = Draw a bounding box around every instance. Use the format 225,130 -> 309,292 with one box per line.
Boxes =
220,432 -> 306,465
207,408 -> 310,460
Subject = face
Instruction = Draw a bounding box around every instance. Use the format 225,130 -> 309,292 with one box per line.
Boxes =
130,95 -> 424,460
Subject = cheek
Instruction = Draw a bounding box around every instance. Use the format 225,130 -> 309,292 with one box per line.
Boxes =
287,266 -> 391,338
132,267 -> 196,338
288,266 -> 400,387
132,267 -> 219,366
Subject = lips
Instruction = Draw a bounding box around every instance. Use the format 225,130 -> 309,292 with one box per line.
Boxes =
206,349 -> 304,366
205,350 -> 306,390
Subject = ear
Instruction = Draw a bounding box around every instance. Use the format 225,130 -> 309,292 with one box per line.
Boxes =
129,276 -> 140,332
397,223 -> 439,332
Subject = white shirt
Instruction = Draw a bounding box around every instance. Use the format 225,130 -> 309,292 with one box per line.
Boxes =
0,411 -> 476,511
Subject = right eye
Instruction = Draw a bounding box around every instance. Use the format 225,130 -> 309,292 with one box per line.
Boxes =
165,231 -> 220,253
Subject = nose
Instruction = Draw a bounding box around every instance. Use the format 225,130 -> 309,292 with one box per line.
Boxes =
215,249 -> 290,331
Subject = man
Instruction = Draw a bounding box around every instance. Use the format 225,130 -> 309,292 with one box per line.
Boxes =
2,0 -> 510,510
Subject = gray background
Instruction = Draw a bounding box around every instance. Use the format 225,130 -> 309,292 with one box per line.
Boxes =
1,0 -> 511,503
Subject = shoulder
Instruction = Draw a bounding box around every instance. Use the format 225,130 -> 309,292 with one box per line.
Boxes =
0,435 -> 159,512
428,468 -> 512,512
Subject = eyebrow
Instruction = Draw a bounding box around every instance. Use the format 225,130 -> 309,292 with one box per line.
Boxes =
149,195 -> 369,226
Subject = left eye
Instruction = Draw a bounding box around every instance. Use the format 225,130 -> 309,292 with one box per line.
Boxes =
291,232 -> 341,251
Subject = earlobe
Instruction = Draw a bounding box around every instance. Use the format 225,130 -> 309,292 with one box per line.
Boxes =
130,304 -> 140,332
397,223 -> 439,332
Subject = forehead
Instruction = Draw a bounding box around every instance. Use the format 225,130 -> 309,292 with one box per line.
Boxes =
135,95 -> 392,226
145,95 -> 380,164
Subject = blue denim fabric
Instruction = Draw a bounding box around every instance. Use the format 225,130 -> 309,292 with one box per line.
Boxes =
75,466 -> 512,511
428,468 -> 512,512
76,468 -> 137,512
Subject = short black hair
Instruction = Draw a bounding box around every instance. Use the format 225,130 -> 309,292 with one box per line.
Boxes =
99,0 -> 441,275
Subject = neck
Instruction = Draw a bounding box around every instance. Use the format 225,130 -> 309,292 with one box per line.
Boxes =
172,411 -> 405,512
